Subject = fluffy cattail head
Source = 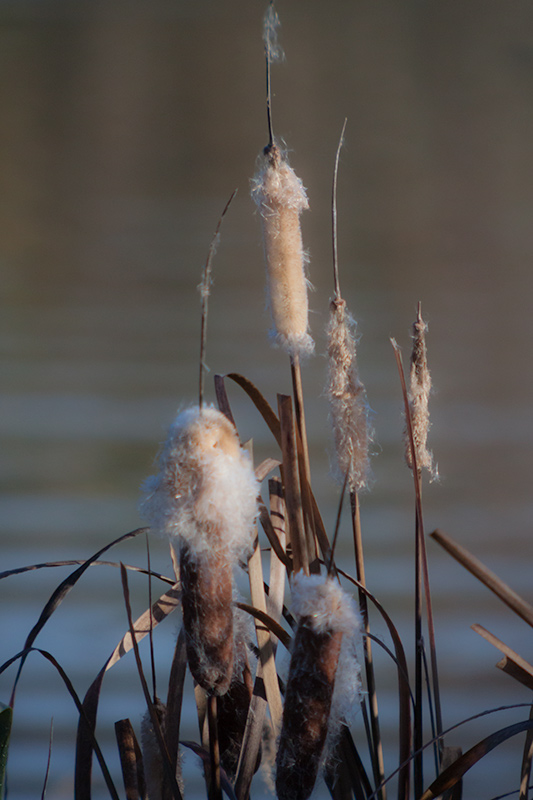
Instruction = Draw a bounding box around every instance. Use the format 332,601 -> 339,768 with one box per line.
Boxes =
252,144 -> 314,358
141,405 -> 259,695
140,405 -> 259,560
326,297 -> 372,492
276,573 -> 362,800
405,307 -> 437,479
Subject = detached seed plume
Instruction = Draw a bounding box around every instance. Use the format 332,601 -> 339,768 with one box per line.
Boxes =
276,573 -> 363,800
141,406 -> 259,695
405,305 -> 436,478
326,298 -> 371,492
252,144 -> 314,358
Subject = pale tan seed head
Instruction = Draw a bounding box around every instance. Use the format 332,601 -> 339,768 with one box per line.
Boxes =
252,144 -> 314,358
405,307 -> 437,478
326,297 -> 371,492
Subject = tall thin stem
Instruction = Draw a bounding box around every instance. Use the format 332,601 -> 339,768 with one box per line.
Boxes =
332,118 -> 347,300
198,190 -> 237,409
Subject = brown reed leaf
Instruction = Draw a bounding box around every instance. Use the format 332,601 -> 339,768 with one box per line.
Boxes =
225,373 -> 282,447
0,560 -> 174,584
115,719 -> 146,800
13,649 -> 119,800
162,628 -> 187,800
472,624 -> 533,692
10,528 -> 147,706
106,584 -> 181,672
432,529 -> 533,627
420,719 -> 533,800
120,565 -> 182,800
246,539 -> 284,734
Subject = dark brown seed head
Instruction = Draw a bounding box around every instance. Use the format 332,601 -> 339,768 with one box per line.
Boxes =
180,545 -> 234,696
276,621 -> 343,800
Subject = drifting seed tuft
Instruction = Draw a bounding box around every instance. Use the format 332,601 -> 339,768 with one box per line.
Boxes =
252,144 -> 314,358
326,297 -> 372,492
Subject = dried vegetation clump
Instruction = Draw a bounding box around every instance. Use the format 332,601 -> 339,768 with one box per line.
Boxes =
2,5 -> 532,800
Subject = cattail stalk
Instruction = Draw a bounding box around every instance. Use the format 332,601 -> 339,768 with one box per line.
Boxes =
326,119 -> 385,796
276,573 -> 362,800
141,406 -> 258,696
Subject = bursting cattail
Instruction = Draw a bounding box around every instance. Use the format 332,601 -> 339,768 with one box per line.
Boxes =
141,406 -> 259,695
276,573 -> 362,800
252,144 -> 314,358
405,306 -> 437,478
326,297 -> 371,492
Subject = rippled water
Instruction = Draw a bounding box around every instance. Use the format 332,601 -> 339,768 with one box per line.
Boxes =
2,1 -> 533,798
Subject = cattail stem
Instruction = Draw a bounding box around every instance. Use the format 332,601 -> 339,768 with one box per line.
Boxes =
207,695 -> 222,800
198,191 -> 237,410
351,490 -> 386,800
331,118 -> 347,301
290,353 -> 319,571
278,393 -> 309,575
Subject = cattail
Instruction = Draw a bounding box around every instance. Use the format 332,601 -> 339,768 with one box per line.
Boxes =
326,297 -> 371,492
140,700 -> 184,800
251,144 -> 314,358
405,305 -> 437,478
217,623 -> 261,778
141,406 -> 259,695
276,573 -> 362,800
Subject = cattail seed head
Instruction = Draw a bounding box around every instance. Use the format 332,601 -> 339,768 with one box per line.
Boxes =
217,630 -> 260,778
141,406 -> 259,560
276,573 -> 362,800
252,144 -> 314,358
141,405 -> 259,695
140,700 -> 184,800
179,545 -> 234,695
326,298 -> 372,492
405,308 -> 437,478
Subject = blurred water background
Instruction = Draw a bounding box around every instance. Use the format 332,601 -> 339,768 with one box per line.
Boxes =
2,1 -> 533,797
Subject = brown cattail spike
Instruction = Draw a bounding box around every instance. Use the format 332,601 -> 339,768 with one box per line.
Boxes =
405,304 -> 437,478
179,546 -> 234,695
276,574 -> 362,800
326,297 -> 371,492
252,144 -> 314,358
